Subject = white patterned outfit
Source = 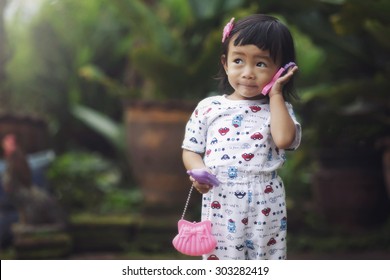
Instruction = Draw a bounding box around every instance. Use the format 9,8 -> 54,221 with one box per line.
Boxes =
182,95 -> 301,260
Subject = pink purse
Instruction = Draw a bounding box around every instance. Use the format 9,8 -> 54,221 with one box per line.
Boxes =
172,186 -> 216,256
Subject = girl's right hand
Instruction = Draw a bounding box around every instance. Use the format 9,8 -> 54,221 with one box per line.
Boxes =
269,65 -> 298,98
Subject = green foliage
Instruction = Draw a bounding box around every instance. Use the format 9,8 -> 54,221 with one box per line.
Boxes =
99,0 -> 247,100
280,149 -> 313,205
47,151 -> 141,215
291,0 -> 390,151
290,26 -> 326,85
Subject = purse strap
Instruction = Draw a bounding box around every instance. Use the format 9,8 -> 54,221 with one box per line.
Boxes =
181,185 -> 210,220
181,185 -> 194,220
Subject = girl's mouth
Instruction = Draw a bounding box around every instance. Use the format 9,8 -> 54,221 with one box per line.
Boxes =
239,83 -> 257,88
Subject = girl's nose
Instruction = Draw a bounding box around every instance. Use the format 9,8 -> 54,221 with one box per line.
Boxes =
242,66 -> 255,79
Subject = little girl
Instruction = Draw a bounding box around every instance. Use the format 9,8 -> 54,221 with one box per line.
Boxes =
182,14 -> 301,260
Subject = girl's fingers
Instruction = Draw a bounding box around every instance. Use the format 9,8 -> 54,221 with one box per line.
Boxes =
271,66 -> 298,93
194,183 -> 211,194
278,66 -> 298,84
188,172 -> 213,193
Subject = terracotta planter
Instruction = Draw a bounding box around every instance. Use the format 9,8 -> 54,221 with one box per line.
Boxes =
312,149 -> 389,229
124,100 -> 197,213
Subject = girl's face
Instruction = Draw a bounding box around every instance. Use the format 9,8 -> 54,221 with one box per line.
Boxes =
222,36 -> 281,100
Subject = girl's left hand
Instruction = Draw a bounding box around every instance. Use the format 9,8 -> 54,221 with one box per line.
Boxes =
269,66 -> 298,98
190,178 -> 212,194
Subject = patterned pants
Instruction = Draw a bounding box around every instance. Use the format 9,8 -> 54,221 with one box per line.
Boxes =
201,171 -> 287,260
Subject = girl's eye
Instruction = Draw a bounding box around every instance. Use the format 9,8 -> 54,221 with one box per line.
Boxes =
233,59 -> 243,64
257,62 -> 267,67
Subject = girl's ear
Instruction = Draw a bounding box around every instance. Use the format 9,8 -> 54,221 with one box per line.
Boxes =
221,55 -> 228,73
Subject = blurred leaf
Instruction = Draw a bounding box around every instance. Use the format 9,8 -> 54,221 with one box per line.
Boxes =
188,0 -> 244,19
291,25 -> 326,83
364,20 -> 390,50
71,104 -> 124,153
79,64 -> 130,98
79,64 -> 106,81
112,0 -> 175,52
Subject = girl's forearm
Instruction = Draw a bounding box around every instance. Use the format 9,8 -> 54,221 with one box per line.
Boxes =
182,149 -> 206,170
269,94 -> 296,149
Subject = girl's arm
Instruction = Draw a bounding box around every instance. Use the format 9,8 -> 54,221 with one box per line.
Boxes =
182,149 -> 212,194
182,149 -> 206,170
269,66 -> 298,149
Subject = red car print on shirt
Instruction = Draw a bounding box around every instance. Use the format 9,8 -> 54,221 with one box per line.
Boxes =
211,201 -> 221,209
267,237 -> 277,246
207,254 -> 219,260
206,149 -> 211,157
251,132 -> 263,140
249,105 -> 261,112
242,153 -> 254,161
241,218 -> 248,225
218,127 -> 230,136
262,207 -> 271,216
264,185 -> 274,194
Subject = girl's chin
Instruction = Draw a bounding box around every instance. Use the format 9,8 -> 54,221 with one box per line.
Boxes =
237,92 -> 264,100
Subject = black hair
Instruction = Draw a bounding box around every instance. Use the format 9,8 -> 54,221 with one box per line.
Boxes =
218,14 -> 298,101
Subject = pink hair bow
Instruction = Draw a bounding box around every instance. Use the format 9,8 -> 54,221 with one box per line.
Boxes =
222,17 -> 235,43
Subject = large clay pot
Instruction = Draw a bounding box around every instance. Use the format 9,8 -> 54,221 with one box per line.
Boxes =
124,100 -> 198,213
312,149 -> 389,229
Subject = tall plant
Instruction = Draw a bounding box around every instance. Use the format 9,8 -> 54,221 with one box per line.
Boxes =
85,0 -> 247,100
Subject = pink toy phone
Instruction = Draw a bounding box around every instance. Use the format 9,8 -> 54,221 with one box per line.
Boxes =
261,62 -> 297,95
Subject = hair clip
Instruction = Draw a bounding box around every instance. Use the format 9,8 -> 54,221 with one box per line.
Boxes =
222,17 -> 235,43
